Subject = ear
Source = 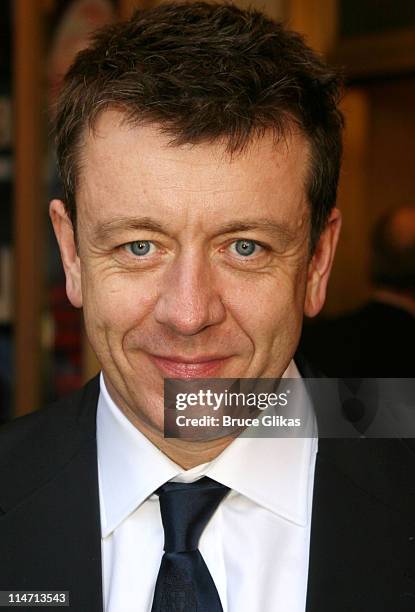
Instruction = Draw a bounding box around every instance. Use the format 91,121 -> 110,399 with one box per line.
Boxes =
304,207 -> 341,318
49,199 -> 83,308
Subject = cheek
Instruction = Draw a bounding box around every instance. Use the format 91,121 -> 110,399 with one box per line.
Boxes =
220,268 -> 306,345
81,268 -> 157,338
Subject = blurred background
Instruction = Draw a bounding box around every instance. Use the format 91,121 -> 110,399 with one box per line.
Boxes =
0,0 -> 414,421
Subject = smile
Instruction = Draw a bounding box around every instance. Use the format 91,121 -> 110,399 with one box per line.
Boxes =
149,355 -> 230,378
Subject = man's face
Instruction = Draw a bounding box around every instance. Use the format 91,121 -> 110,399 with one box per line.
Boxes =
51,110 -> 340,432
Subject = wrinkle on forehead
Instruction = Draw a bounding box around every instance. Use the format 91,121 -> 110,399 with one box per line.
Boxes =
76,110 -> 312,245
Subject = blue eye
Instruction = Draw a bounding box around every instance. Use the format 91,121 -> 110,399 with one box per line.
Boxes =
127,240 -> 152,256
232,239 -> 258,257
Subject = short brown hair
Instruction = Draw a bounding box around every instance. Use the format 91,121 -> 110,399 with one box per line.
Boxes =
54,1 -> 343,250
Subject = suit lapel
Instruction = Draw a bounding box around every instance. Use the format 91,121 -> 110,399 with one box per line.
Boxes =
306,435 -> 415,611
0,377 -> 103,612
294,353 -> 415,610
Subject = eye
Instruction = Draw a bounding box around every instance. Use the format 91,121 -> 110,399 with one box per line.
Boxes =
125,240 -> 154,256
230,239 -> 262,257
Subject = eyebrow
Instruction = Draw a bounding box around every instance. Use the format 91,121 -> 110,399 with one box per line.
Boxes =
92,216 -> 298,245
92,217 -> 166,242
215,220 -> 297,243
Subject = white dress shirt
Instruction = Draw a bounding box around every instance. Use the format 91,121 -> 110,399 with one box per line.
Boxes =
97,362 -> 318,612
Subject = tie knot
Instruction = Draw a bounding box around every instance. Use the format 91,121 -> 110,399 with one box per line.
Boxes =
156,476 -> 229,553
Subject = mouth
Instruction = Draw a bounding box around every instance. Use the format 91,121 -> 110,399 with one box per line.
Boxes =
149,354 -> 230,378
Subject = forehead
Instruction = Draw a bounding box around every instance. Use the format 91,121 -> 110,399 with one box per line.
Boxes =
77,110 -> 311,228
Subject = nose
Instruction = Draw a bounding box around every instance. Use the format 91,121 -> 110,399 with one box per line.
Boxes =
154,250 -> 226,336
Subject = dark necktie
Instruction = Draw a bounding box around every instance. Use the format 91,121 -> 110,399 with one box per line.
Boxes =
151,476 -> 230,612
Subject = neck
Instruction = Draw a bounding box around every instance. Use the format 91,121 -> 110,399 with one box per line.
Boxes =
104,376 -> 236,469
136,423 -> 235,469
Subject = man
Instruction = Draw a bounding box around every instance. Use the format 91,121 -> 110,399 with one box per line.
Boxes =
1,3 -> 414,611
301,205 -> 415,376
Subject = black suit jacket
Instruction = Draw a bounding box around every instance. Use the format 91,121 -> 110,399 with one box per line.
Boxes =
1,374 -> 415,611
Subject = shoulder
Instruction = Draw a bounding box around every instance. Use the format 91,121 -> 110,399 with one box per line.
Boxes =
0,376 -> 100,504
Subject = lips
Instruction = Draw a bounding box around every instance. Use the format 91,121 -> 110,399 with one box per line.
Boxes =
149,354 -> 229,378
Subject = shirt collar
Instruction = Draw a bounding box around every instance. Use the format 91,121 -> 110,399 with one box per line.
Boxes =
97,375 -> 182,537
203,361 -> 317,527
97,361 -> 317,536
